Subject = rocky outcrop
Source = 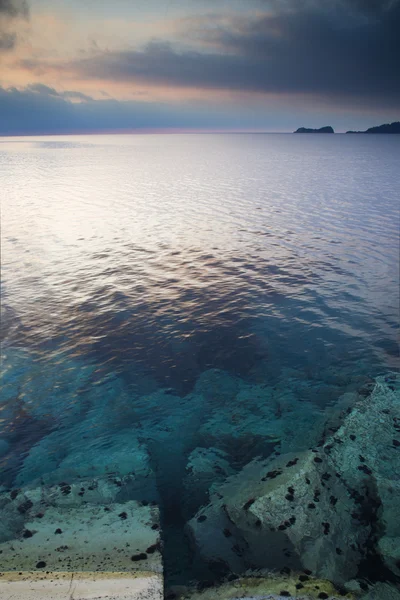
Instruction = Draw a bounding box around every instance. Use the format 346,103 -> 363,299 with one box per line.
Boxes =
294,126 -> 334,133
186,374 -> 400,586
346,122 -> 400,134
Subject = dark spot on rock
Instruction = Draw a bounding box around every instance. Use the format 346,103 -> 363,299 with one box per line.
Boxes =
10,489 -> 19,500
321,472 -> 331,481
314,456 -> 322,463
146,543 -> 159,554
243,498 -> 255,511
118,512 -> 128,520
296,583 -> 304,590
330,496 -> 337,506
350,434 -> 356,440
305,477 -> 311,484
59,483 -> 71,496
279,592 -> 290,597
318,594 -> 329,599
278,524 -> 287,531
336,547 -> 343,555
358,465 -> 372,475
36,513 -> 44,518
151,524 -> 160,530
289,516 -> 296,524
197,515 -> 207,522
359,455 -> 366,462
255,519 -> 262,528
36,561 -> 46,568
308,503 -> 316,509
104,507 -> 111,512
299,575 -> 309,582
55,529 -> 62,534
303,569 -> 312,575
17,500 -> 33,514
131,553 -> 147,561
280,566 -> 291,575
285,494 -> 294,501
23,529 -> 34,538
262,469 -> 283,481
223,528 -> 232,538
322,522 -> 330,535
393,439 -> 400,447
286,458 -> 298,467
287,486 -> 295,494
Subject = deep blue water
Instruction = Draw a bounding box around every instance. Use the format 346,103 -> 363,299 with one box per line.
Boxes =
0,133 -> 399,586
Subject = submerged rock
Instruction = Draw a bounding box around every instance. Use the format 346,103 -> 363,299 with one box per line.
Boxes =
0,478 -> 162,573
187,450 -> 368,583
187,374 -> 400,586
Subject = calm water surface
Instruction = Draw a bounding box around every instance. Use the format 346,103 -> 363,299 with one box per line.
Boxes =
1,133 -> 399,585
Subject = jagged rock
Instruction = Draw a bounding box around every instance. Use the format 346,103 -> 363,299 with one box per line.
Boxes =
187,374 -> 400,585
326,374 -> 400,577
187,450 -> 368,583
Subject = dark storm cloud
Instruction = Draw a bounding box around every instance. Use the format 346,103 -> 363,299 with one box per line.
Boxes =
58,0 -> 399,108
0,0 -> 28,52
0,0 -> 28,17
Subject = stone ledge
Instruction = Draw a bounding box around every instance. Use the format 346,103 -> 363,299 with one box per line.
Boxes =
0,571 -> 162,600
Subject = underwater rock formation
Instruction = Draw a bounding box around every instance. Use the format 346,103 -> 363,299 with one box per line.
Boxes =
0,477 -> 162,573
186,374 -> 400,586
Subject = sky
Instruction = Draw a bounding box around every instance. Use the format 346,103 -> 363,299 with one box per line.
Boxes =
0,0 -> 399,134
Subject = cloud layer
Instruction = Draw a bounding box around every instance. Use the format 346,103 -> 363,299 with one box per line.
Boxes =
62,0 -> 398,108
0,0 -> 399,133
0,0 -> 28,51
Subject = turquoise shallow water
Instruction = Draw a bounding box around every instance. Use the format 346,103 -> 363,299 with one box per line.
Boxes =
0,133 -> 399,590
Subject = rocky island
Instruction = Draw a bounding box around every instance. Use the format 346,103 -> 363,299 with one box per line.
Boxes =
294,126 -> 334,133
346,121 -> 400,134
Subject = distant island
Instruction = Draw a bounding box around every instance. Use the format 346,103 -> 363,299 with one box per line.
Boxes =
346,121 -> 400,134
294,126 -> 334,133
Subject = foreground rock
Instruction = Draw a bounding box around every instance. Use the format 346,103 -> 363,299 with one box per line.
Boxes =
175,574 -> 354,599
0,478 -> 162,574
187,374 -> 400,586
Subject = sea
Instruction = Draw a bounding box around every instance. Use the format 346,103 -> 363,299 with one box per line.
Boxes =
0,133 -> 399,592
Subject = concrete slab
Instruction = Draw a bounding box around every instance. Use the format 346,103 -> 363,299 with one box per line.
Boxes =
0,571 -> 162,600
